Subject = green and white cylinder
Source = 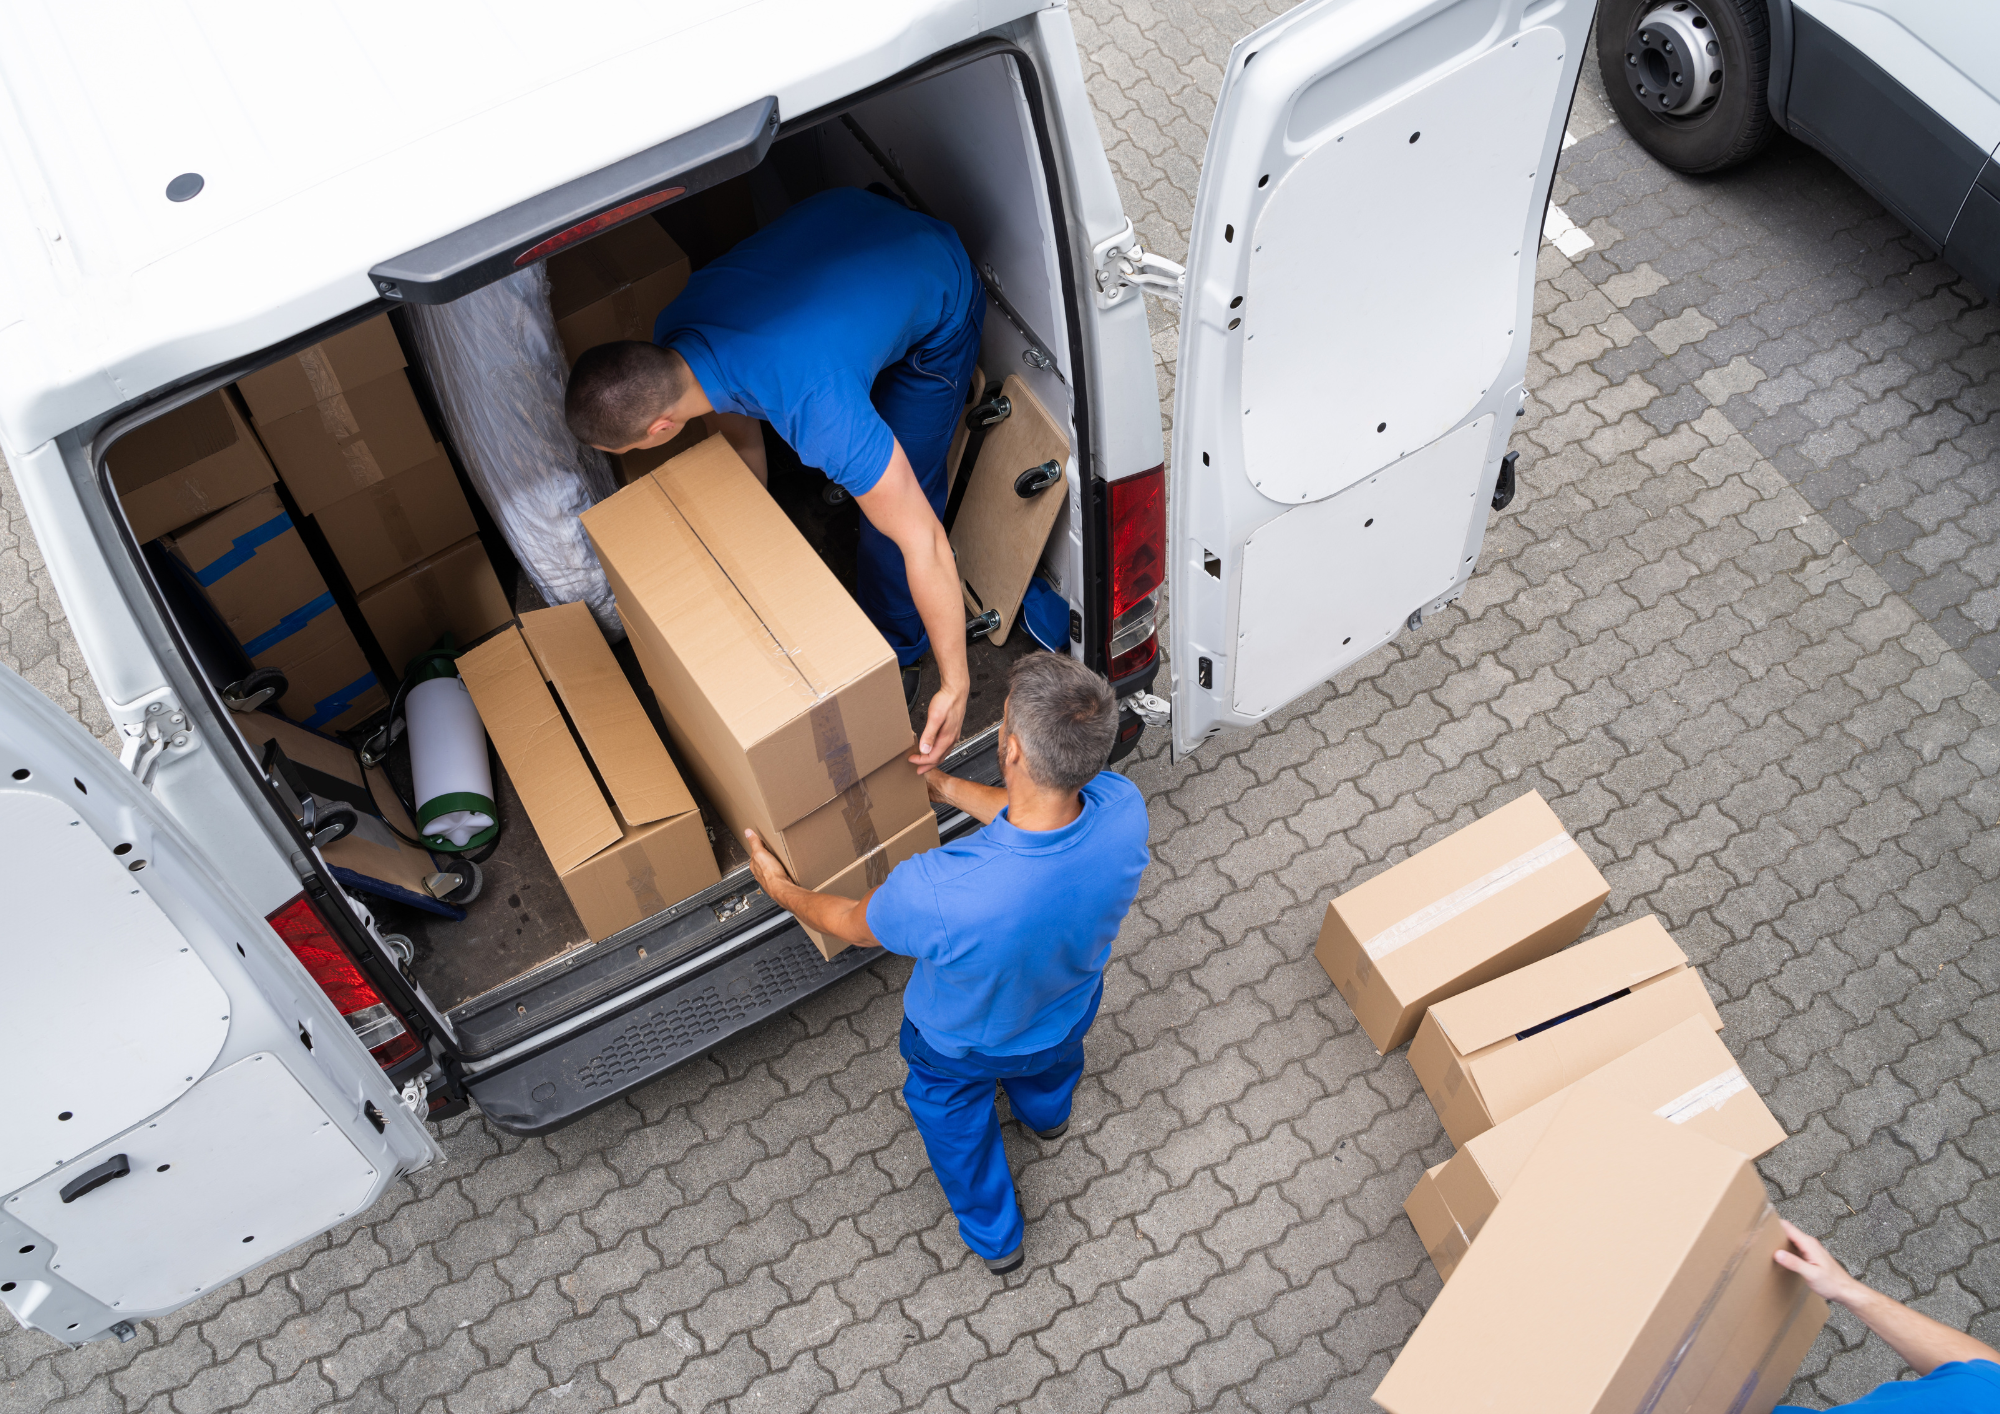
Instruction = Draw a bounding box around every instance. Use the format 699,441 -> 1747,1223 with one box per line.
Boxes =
407,673 -> 495,851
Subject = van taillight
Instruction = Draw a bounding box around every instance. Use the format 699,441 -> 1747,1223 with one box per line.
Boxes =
1108,465 -> 1166,679
266,896 -> 422,1068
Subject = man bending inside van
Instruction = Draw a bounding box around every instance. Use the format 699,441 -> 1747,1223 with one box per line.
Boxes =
563,186 -> 983,771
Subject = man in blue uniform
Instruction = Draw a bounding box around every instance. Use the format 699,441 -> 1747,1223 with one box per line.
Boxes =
564,186 -> 983,769
742,652 -> 1151,1274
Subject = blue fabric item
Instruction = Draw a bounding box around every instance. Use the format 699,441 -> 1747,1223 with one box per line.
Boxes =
240,592 -> 337,658
900,983 -> 1100,1258
301,670 -> 380,730
1777,1359 -> 2000,1412
1021,578 -> 1071,653
655,186 -> 980,500
867,771 -> 1150,1057
191,511 -> 293,586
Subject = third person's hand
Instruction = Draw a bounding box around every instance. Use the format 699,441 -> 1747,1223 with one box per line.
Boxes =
912,682 -> 965,773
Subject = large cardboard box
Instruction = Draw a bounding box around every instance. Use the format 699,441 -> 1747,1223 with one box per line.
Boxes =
548,219 -> 691,367
581,434 -> 913,858
457,606 -> 720,941
109,392 -> 277,543
799,811 -> 942,960
1410,1016 -> 1786,1279
1314,790 -> 1609,1053
314,451 -> 477,592
773,756 -> 932,895
236,316 -> 408,425
164,486 -> 348,673
255,370 -> 438,515
356,535 -> 511,678
280,633 -> 386,733
1375,1099 -> 1827,1414
1410,914 -> 1724,1144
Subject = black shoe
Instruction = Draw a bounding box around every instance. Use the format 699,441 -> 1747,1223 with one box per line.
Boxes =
1034,1119 -> 1069,1141
902,667 -> 921,706
984,1244 -> 1025,1275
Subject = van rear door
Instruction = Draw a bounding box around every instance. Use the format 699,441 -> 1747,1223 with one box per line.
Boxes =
1167,0 -> 1593,754
0,663 -> 436,1344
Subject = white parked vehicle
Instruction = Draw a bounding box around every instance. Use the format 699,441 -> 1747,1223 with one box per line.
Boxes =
0,0 -> 1592,1344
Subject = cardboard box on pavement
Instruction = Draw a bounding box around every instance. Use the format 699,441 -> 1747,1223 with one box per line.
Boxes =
581,434 -> 914,865
356,535 -> 511,678
314,451 -> 478,592
1375,1097 -> 1827,1414
457,606 -> 719,942
109,391 -> 277,544
1410,1016 -> 1785,1279
1314,790 -> 1609,1053
235,315 -> 408,424
255,370 -> 438,515
548,218 -> 690,367
1409,914 -> 1725,1144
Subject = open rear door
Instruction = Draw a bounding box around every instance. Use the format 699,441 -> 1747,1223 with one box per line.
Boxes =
1169,0 -> 1593,753
0,665 -> 436,1345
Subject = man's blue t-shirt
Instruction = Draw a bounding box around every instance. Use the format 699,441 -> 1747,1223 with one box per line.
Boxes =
866,772 -> 1150,1058
1778,1359 -> 2000,1412
653,187 -> 977,497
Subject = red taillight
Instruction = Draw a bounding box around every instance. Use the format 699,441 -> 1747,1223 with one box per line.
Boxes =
1107,465 -> 1165,679
268,896 -> 422,1068
513,187 -> 687,267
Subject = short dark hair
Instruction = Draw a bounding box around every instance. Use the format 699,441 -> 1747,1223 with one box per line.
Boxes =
1004,652 -> 1118,793
564,342 -> 690,448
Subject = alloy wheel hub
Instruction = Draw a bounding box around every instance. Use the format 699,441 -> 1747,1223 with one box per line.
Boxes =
1625,2 -> 1722,114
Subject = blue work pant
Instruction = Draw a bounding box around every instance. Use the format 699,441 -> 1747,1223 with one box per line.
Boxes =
899,984 -> 1101,1260
857,286 -> 986,666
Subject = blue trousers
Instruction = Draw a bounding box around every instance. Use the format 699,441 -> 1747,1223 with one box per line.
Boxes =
899,984 -> 1101,1260
857,286 -> 986,666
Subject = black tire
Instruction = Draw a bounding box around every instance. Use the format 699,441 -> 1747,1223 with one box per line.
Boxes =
1597,0 -> 1774,174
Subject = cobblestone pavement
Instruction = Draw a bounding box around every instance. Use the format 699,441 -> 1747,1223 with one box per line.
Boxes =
5,5 -> 2000,1412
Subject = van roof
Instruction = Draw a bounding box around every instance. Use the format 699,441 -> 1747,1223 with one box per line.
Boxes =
0,0 -> 1018,453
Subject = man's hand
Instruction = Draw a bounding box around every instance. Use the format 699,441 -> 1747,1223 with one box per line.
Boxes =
1773,1217 -> 2000,1375
917,685 -> 967,775
1772,1220 -> 1867,1307
743,829 -> 882,948
742,826 -> 798,904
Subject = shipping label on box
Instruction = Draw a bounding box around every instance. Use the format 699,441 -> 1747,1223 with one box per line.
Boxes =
236,316 -> 409,425
109,391 -> 277,543
548,219 -> 691,367
799,811 -> 942,961
581,435 -> 911,854
356,534 -> 511,678
255,370 -> 438,515
458,608 -> 720,942
1409,914 -> 1726,1145
1314,790 -> 1609,1053
313,450 -> 476,592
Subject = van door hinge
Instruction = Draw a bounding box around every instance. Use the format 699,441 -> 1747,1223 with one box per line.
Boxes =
1092,219 -> 1186,308
1122,692 -> 1171,727
115,694 -> 199,786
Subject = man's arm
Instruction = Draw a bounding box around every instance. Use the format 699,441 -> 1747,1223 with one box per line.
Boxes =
742,829 -> 882,948
710,412 -> 768,486
925,768 -> 1005,825
1775,1219 -> 2000,1375
856,441 -> 968,770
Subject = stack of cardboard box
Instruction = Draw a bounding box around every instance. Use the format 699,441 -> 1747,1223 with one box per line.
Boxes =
1311,791 -> 1824,1414
234,316 -> 510,679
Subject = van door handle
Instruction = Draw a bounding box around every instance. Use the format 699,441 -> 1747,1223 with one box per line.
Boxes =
60,1154 -> 131,1204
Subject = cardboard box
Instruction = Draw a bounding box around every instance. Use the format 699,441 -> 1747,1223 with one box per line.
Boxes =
581,434 -> 911,852
236,316 -> 408,425
769,756 -> 931,894
1375,1098 -> 1827,1414
109,391 -> 277,543
457,606 -> 720,941
356,535 -> 511,679
799,811 -> 942,960
1410,914 -> 1725,1145
280,633 -> 387,733
255,370 -> 438,516
164,486 -> 349,671
314,451 -> 476,592
1314,790 -> 1609,1053
1412,1016 -> 1786,1279
234,715 -> 429,895
548,218 -> 690,367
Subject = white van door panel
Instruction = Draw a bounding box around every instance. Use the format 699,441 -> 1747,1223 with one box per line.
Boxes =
1170,0 -> 1594,753
0,663 -> 436,1345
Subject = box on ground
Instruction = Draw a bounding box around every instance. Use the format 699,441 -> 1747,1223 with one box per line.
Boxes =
1314,790 -> 1609,1053
357,535 -> 511,678
457,605 -> 719,942
800,811 -> 942,960
548,219 -> 690,367
314,451 -> 478,591
233,715 -> 432,898
255,370 -> 438,516
1408,1016 -> 1785,1280
1410,914 -> 1724,1145
581,434 -> 914,859
109,391 -> 277,543
1376,1097 -> 1826,1414
236,315 -> 408,425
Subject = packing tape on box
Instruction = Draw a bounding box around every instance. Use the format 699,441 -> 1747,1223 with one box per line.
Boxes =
315,392 -> 363,440
363,479 -> 426,564
299,347 -> 344,404
1654,1067 -> 1750,1125
340,437 -> 387,490
192,510 -> 293,585
865,844 -> 891,890
837,778 -> 883,860
809,695 -> 862,796
1634,1201 -> 1772,1414
624,852 -> 666,919
1359,834 -> 1579,963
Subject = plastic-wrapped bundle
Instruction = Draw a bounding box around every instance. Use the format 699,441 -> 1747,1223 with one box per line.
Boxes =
405,265 -> 623,637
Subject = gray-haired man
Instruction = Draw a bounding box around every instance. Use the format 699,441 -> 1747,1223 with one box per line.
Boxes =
744,653 -> 1150,1273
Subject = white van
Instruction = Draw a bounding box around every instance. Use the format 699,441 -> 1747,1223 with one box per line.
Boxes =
0,0 -> 1591,1345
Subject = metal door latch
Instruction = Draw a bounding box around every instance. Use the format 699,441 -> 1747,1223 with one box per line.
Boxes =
399,1073 -> 428,1117
117,698 -> 198,785
1091,219 -> 1186,307
1124,692 -> 1171,727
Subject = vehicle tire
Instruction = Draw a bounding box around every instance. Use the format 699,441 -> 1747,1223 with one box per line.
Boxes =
1596,0 -> 1774,174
